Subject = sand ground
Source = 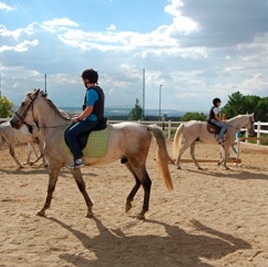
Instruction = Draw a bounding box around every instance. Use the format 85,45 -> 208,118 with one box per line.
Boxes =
0,140 -> 268,267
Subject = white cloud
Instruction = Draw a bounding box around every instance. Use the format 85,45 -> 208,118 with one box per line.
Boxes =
0,2 -> 14,11
0,39 -> 39,52
1,0 -> 268,112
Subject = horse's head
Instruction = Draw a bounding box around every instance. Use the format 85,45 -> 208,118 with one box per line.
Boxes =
246,113 -> 255,137
10,89 -> 41,129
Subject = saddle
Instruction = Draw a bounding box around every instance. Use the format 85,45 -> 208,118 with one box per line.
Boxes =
206,121 -> 227,136
65,118 -> 107,150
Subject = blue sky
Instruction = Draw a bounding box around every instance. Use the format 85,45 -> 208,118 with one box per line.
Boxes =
1,0 -> 268,113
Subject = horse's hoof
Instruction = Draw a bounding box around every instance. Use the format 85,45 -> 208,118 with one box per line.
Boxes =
86,211 -> 94,218
137,214 -> 145,220
125,203 -> 132,213
169,159 -> 176,165
36,210 -> 45,217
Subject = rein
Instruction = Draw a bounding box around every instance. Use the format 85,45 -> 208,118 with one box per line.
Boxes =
15,93 -> 70,129
225,116 -> 253,131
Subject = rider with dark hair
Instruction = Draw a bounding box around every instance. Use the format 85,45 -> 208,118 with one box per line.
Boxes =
65,68 -> 105,168
208,98 -> 227,144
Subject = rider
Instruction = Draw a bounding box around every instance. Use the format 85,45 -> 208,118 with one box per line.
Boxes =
65,68 -> 105,168
208,98 -> 227,145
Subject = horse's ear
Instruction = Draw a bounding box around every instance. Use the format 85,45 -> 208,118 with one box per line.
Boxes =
32,88 -> 40,97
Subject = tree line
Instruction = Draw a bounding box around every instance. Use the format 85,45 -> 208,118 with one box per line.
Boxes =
1,91 -> 267,122
128,92 -> 268,122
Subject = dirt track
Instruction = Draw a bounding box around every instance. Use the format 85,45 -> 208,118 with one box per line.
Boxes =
0,141 -> 268,266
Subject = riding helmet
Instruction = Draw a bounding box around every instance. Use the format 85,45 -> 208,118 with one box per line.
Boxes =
213,98 -> 221,106
81,68 -> 99,83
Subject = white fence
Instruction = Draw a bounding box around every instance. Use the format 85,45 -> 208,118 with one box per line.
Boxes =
1,117 -> 267,144
240,121 -> 268,145
109,120 -> 268,143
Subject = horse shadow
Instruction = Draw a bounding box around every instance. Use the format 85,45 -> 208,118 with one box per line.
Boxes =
47,217 -> 251,267
0,167 -> 99,178
186,169 -> 268,181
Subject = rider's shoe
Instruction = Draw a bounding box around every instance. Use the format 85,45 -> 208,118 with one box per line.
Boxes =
218,138 -> 224,145
68,158 -> 85,169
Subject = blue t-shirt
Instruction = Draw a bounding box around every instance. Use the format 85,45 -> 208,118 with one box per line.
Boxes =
85,88 -> 99,121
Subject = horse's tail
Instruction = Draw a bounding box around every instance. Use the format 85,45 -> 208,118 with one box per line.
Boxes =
148,125 -> 173,191
173,123 -> 184,156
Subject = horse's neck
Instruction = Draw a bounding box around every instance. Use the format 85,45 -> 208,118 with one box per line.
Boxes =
228,115 -> 247,129
36,101 -> 70,134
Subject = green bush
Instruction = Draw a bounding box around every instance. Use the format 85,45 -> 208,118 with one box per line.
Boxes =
0,96 -> 14,118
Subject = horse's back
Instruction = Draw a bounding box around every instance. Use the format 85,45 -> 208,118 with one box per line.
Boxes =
80,122 -> 152,166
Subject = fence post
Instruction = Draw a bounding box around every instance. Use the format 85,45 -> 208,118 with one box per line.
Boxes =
236,131 -> 241,161
257,121 -> 261,145
245,129 -> 248,143
167,120 -> 171,140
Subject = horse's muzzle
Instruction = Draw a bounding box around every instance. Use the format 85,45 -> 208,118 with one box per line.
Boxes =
10,119 -> 22,129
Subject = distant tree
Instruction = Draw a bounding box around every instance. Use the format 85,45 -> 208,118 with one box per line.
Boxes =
221,91 -> 267,121
128,98 -> 143,121
255,97 -> 268,122
221,91 -> 245,118
0,96 -> 14,118
180,112 -> 207,121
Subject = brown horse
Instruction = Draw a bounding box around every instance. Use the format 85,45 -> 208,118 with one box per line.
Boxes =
10,89 -> 174,219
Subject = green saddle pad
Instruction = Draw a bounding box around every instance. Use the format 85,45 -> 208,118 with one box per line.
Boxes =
64,125 -> 111,158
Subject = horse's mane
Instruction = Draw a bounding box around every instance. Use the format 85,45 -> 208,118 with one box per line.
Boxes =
38,90 -> 70,121
226,114 -> 247,123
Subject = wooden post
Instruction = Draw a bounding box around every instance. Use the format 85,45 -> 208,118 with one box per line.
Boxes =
168,120 -> 171,140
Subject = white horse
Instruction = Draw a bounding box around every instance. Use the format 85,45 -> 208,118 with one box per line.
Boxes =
173,114 -> 255,170
10,89 -> 174,219
0,121 -> 45,168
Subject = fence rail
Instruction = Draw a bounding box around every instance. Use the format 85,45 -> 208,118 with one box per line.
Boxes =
1,117 -> 267,144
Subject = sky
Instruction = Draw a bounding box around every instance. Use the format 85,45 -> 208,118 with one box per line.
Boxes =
1,0 -> 268,113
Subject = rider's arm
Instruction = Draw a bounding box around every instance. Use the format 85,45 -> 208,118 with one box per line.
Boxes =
215,113 -> 223,122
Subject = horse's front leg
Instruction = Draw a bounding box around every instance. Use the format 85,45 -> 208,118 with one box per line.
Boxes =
37,165 -> 60,217
71,168 -> 94,218
9,144 -> 24,168
222,145 -> 230,170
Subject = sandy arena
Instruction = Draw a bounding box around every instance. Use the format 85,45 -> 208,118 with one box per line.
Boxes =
0,140 -> 268,267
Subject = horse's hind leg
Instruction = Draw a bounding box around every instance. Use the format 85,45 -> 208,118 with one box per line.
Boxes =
37,165 -> 61,217
175,141 -> 193,169
124,160 -> 151,220
190,142 -> 202,170
71,168 -> 94,218
124,162 -> 142,213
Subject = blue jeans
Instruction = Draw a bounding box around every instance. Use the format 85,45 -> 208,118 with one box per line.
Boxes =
210,119 -> 227,139
65,120 -> 98,159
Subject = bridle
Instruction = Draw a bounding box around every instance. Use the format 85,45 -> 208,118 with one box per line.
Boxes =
14,94 -> 39,128
14,93 -> 70,129
225,115 -> 254,132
